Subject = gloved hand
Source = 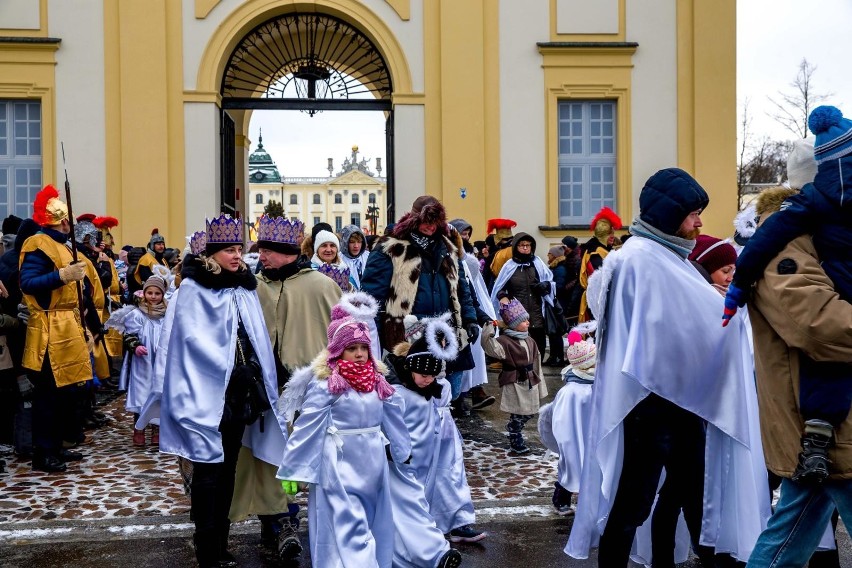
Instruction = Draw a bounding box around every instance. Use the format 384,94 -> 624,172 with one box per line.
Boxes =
722,283 -> 747,327
17,304 -> 29,325
532,281 -> 552,295
281,480 -> 299,495
17,375 -> 34,401
134,345 -> 148,357
465,323 -> 480,343
58,262 -> 86,284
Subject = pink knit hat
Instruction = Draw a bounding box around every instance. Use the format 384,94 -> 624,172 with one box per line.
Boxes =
326,292 -> 378,360
565,331 -> 596,371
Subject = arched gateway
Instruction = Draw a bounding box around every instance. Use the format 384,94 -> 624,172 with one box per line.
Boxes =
217,12 -> 395,222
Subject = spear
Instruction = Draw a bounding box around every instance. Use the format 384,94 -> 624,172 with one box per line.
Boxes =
60,142 -> 89,341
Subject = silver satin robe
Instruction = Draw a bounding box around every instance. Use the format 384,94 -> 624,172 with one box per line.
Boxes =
388,379 -> 452,568
158,278 -> 288,465
276,368 -> 411,568
119,308 -> 165,414
426,378 -> 476,533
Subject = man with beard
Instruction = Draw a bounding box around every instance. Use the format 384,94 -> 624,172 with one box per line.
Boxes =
566,168 -> 771,566
228,214 -> 341,562
132,228 -> 168,290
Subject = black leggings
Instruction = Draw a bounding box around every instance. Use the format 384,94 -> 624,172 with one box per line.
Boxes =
190,420 -> 246,537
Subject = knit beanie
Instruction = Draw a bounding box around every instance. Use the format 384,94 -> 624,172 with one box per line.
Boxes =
1,214 -> 22,235
688,235 -> 737,275
313,230 -> 340,252
565,331 -> 596,372
548,245 -> 564,258
311,222 -> 333,242
326,292 -> 378,360
499,298 -> 529,329
561,235 -> 578,250
786,136 -> 818,189
809,105 -> 852,164
639,168 -> 709,236
142,275 -> 167,295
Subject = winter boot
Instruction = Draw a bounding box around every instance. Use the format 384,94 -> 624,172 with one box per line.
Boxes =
277,514 -> 303,561
437,548 -> 462,568
551,482 -> 573,515
193,530 -> 219,568
792,419 -> 834,485
469,386 -> 495,410
150,426 -> 159,446
217,522 -> 237,567
259,515 -> 281,549
508,432 -> 530,455
133,429 -> 146,446
451,397 -> 470,418
32,450 -> 67,473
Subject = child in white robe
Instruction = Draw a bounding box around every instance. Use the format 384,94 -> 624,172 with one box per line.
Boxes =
277,292 -> 411,568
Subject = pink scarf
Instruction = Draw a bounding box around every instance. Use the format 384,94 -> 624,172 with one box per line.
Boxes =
327,359 -> 395,399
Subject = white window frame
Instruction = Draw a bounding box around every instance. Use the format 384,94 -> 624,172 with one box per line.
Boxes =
0,100 -> 42,219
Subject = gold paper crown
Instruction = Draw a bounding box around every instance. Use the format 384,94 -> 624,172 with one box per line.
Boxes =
205,214 -> 242,245
256,215 -> 304,245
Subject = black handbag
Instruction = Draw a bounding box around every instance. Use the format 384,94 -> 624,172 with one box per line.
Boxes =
222,328 -> 271,429
544,301 -> 568,335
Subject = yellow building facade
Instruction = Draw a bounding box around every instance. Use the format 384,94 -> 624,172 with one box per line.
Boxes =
0,0 -> 737,247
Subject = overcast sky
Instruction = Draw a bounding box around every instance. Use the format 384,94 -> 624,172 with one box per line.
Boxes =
250,1 -> 852,176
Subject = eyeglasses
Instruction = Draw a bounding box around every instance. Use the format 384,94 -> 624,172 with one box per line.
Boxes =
517,243 -> 532,249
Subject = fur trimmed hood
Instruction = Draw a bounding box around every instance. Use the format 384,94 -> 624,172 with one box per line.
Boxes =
755,186 -> 798,217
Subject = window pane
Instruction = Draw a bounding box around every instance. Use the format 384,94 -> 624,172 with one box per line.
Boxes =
572,140 -> 582,154
603,139 -> 613,154
591,139 -> 600,154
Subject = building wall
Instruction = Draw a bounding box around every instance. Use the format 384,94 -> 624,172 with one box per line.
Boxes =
0,0 -> 738,247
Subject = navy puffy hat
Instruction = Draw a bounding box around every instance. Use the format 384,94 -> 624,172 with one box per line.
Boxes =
808,105 -> 852,164
639,168 -> 709,236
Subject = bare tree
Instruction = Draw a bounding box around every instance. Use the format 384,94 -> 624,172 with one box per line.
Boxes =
767,58 -> 831,138
737,98 -> 753,199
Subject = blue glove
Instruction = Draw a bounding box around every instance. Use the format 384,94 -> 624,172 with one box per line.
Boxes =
722,283 -> 747,327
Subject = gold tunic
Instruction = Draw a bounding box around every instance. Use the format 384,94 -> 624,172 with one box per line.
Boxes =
20,234 -> 92,387
134,251 -> 168,286
104,258 -> 123,356
80,254 -> 111,380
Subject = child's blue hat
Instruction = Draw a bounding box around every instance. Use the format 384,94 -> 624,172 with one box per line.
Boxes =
808,105 -> 852,164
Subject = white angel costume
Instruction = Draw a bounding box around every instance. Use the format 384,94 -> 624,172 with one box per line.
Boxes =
565,236 -> 771,562
106,305 -> 165,415
425,377 -> 476,533
276,354 -> 411,568
459,252 -> 495,393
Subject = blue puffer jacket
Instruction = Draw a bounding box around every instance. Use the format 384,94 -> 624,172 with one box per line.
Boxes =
733,155 -> 852,302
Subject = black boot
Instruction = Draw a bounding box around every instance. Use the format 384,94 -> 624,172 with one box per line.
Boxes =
792,419 -> 834,485
217,522 -> 237,567
32,450 -> 67,473
277,515 -> 302,561
193,530 -> 219,568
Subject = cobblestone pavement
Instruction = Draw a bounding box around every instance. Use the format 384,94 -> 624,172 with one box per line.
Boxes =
0,368 -> 562,527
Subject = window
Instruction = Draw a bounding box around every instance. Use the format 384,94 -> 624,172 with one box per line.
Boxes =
255,193 -> 263,204
313,193 -> 321,205
291,216 -> 298,222
557,101 -> 617,225
313,216 -> 321,226
334,193 -> 342,204
0,100 -> 42,219
334,216 -> 343,232
289,194 -> 298,205
351,193 -> 359,204
368,193 -> 376,204
350,213 -> 361,227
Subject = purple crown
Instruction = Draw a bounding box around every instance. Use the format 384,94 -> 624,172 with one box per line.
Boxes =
206,213 -> 242,245
257,215 -> 304,245
189,230 -> 207,255
317,263 -> 351,291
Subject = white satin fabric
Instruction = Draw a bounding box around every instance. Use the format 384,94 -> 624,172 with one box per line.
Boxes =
460,253 -> 494,392
538,372 -> 593,493
119,309 -> 164,414
490,256 -> 555,315
427,378 -> 476,533
388,379 -> 451,567
135,288 -> 179,429
565,236 -> 770,562
157,279 -> 288,465
276,368 -> 410,568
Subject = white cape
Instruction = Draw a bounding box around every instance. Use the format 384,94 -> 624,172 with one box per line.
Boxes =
565,236 -> 770,562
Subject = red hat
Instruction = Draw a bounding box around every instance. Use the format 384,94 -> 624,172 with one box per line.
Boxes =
486,218 -> 517,240
688,235 -> 737,275
589,207 -> 622,231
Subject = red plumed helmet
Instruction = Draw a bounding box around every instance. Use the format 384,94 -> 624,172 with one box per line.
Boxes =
589,207 -> 622,231
33,185 -> 68,226
151,227 -> 159,235
93,216 -> 119,229
486,218 -> 517,234
76,213 -> 96,223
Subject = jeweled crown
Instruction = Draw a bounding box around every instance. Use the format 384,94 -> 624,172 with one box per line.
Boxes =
256,215 -> 304,245
206,213 -> 242,245
189,230 -> 207,255
317,263 -> 351,291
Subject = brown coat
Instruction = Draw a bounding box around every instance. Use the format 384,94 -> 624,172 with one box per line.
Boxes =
750,233 -> 852,479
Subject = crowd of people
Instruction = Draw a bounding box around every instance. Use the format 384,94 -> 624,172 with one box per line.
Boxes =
0,104 -> 849,568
